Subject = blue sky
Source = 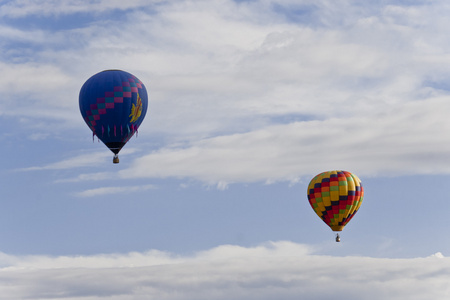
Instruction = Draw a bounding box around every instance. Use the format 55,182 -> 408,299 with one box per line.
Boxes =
2,0 -> 450,299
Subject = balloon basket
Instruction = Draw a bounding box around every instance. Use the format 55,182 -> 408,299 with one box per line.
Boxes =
335,233 -> 340,242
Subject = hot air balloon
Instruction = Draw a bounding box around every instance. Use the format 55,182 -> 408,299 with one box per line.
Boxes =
307,170 -> 364,242
79,70 -> 148,163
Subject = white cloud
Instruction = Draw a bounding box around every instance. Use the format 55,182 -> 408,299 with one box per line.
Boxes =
119,94 -> 450,184
431,252 -> 445,259
0,241 -> 449,300
0,62 -> 73,104
76,184 -> 156,197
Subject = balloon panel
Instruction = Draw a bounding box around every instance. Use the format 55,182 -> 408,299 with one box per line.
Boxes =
307,170 -> 364,232
79,70 -> 148,154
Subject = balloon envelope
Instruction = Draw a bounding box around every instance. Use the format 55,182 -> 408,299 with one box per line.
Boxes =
79,70 -> 148,155
307,170 -> 364,232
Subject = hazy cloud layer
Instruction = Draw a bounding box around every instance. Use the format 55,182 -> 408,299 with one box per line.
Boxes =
0,241 -> 448,300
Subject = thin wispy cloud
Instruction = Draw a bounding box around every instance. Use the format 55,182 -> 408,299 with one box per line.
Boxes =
76,184 -> 156,197
54,172 -> 115,183
17,152 -> 111,171
18,148 -> 141,172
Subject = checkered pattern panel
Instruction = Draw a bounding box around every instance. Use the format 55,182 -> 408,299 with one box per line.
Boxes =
307,170 -> 364,230
84,76 -> 144,129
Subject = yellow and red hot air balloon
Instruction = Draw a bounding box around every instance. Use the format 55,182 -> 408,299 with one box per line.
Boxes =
307,170 -> 364,242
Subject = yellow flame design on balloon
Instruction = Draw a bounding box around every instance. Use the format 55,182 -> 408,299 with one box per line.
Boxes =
129,93 -> 142,123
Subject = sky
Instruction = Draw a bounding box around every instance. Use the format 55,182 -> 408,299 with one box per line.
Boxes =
2,0 -> 450,298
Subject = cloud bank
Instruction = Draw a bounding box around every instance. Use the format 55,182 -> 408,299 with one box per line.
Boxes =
0,241 -> 449,300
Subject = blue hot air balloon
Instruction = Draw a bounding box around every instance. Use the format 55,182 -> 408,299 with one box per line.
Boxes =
79,70 -> 148,163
